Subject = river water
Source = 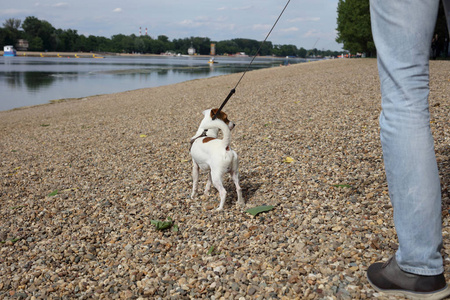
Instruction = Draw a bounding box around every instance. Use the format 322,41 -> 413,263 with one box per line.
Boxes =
0,55 -> 306,111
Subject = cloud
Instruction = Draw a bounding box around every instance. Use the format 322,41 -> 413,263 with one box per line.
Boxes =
178,16 -> 214,28
303,29 -> 336,40
194,16 -> 211,22
252,24 -> 271,31
303,29 -> 321,37
279,27 -> 300,33
0,8 -> 29,15
288,17 -> 320,22
52,2 -> 69,8
179,19 -> 203,28
113,8 -> 123,13
232,5 -> 253,11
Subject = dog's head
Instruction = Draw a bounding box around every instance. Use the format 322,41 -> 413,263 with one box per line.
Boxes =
192,108 -> 235,140
207,108 -> 235,131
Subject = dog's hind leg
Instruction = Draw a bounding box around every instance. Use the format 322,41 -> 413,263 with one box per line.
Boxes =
191,161 -> 200,199
211,173 -> 227,211
231,170 -> 244,206
204,172 -> 212,196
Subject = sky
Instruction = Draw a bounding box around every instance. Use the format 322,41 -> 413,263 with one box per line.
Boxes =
1,0 -> 343,51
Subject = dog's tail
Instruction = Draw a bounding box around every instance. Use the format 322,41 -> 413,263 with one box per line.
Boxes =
200,119 -> 232,148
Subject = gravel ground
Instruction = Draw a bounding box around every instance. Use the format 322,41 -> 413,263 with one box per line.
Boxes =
0,59 -> 449,299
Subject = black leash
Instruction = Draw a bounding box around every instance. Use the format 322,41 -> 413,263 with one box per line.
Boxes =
212,0 -> 291,120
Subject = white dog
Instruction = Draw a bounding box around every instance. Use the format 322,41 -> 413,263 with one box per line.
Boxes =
190,108 -> 244,210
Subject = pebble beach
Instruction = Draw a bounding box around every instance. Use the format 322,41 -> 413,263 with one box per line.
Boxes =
0,59 -> 449,299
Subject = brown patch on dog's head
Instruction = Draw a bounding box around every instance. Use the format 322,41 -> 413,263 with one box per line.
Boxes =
210,108 -> 230,125
202,137 -> 216,143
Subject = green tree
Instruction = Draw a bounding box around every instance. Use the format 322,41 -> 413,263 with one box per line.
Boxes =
85,35 -> 101,51
298,47 -> 307,58
55,28 -> 79,51
172,37 -> 190,54
336,0 -> 374,55
28,36 -> 44,51
1,18 -> 21,46
96,36 -> 112,52
215,40 -> 239,55
432,1 -> 450,58
275,44 -> 298,57
134,37 -> 145,53
22,16 -> 56,51
192,37 -> 210,55
260,41 -> 273,56
111,34 -> 134,53
3,18 -> 21,31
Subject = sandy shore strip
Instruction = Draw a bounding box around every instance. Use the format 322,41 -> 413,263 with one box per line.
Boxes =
0,59 -> 449,299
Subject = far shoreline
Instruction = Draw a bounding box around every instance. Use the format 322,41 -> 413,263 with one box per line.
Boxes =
1,50 -> 323,60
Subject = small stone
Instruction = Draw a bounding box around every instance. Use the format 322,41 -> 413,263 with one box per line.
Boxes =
232,282 -> 240,291
248,287 -> 257,296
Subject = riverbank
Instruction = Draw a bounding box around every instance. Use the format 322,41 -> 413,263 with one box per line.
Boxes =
2,51 -> 105,59
2,51 -> 256,59
0,59 -> 449,299
1,51 -> 310,60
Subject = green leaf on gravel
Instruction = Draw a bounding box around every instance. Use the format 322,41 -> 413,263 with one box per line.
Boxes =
10,205 -> 26,209
245,205 -> 274,217
151,217 -> 174,231
0,237 -> 21,244
207,245 -> 215,255
333,184 -> 352,188
48,190 -> 59,197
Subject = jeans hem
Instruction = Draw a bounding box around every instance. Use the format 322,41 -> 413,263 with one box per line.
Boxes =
396,253 -> 444,276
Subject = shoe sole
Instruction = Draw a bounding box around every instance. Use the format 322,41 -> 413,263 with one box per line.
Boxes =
368,276 -> 450,300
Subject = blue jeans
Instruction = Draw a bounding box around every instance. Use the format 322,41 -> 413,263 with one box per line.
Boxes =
370,0 -> 443,275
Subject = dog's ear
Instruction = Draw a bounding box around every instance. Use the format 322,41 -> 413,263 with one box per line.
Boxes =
210,109 -> 228,122
202,109 -> 211,116
210,108 -> 218,118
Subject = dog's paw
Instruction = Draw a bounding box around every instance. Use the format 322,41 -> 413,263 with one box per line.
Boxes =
237,201 -> 245,207
216,207 -> 224,211
190,193 -> 197,199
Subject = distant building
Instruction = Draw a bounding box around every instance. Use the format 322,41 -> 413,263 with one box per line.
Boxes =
16,39 -> 29,51
188,47 -> 196,55
3,45 -> 17,56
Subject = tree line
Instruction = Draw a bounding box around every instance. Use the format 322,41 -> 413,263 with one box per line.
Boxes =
1,16 -> 341,57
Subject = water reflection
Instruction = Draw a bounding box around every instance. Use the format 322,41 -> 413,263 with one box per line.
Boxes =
0,55 -> 304,111
26,72 -> 58,90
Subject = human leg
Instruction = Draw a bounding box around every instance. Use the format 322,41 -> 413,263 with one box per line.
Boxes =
370,0 -> 443,276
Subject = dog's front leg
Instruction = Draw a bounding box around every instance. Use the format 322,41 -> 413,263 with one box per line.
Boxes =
191,161 -> 200,199
204,172 -> 212,196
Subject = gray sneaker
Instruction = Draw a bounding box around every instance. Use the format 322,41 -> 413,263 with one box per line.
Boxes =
367,256 -> 450,299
